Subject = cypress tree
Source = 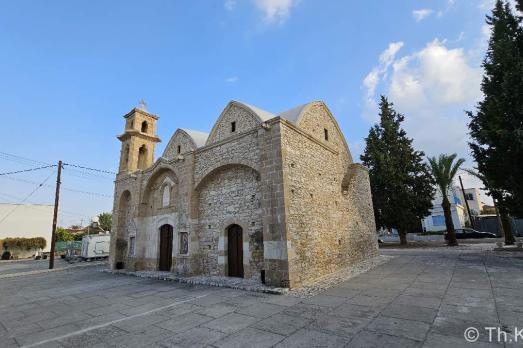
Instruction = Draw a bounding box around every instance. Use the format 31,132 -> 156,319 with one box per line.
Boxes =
361,96 -> 435,245
468,0 -> 523,224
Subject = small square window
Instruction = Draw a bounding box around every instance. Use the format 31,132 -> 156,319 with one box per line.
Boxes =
177,145 -> 181,154
324,128 -> 329,141
231,121 -> 236,132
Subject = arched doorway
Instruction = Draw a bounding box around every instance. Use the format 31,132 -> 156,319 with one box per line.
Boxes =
227,224 -> 244,277
159,224 -> 173,271
115,190 -> 132,269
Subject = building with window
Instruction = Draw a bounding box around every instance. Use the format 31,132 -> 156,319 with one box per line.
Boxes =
110,100 -> 379,288
421,186 -> 484,232
458,187 -> 484,216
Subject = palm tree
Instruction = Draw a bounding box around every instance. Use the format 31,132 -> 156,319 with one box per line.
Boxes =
463,168 -> 515,245
428,154 -> 465,246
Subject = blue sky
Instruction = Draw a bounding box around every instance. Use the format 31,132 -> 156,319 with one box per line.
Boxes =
0,0 -> 498,226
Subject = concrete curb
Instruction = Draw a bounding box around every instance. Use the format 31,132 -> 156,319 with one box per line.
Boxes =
0,261 -> 106,279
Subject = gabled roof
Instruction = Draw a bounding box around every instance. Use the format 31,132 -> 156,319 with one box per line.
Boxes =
234,101 -> 275,122
181,128 -> 209,148
277,102 -> 316,124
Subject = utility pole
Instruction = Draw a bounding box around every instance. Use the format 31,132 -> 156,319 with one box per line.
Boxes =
459,175 -> 475,229
49,160 -> 62,269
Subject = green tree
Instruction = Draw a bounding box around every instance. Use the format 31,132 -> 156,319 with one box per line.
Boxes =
464,168 -> 515,244
467,0 -> 523,217
55,227 -> 74,242
98,212 -> 112,232
428,154 -> 465,246
361,96 -> 435,245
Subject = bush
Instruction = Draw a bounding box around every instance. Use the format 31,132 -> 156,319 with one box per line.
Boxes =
0,237 -> 47,251
1,251 -> 11,260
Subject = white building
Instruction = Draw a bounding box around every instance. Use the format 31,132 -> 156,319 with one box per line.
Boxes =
457,187 -> 484,216
0,203 -> 53,256
421,186 -> 469,232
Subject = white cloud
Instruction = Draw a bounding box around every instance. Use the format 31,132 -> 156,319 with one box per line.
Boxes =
224,0 -> 236,11
479,0 -> 517,11
412,8 -> 433,22
254,0 -> 295,24
225,76 -> 239,83
361,39 -> 483,160
362,42 -> 404,121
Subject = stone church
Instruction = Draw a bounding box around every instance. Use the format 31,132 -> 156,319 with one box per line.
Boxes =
110,100 -> 378,288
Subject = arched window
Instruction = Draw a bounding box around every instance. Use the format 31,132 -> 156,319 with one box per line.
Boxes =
121,144 -> 130,169
162,185 -> 170,207
137,145 -> 148,169
141,121 -> 148,133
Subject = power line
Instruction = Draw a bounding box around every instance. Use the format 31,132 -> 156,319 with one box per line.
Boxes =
0,176 -> 113,199
0,151 -> 116,176
0,192 -> 90,219
63,163 -> 116,175
0,171 -> 55,226
0,164 -> 57,176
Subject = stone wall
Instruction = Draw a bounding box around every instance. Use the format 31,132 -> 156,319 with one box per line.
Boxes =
206,104 -> 261,145
196,165 -> 263,279
162,130 -> 197,159
281,120 -> 378,287
194,130 -> 260,187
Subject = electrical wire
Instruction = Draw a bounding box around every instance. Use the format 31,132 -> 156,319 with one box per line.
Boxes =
63,163 -> 116,175
0,176 -> 113,199
0,171 -> 55,225
0,165 -> 57,176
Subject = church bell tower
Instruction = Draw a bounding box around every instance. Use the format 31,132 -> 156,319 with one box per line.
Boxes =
117,100 -> 161,173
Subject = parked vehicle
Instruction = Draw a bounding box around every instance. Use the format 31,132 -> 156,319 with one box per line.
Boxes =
80,234 -> 110,261
444,228 -> 497,240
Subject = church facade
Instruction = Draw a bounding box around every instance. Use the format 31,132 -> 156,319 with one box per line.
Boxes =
110,100 -> 378,288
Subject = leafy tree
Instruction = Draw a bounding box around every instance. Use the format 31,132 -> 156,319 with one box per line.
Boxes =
361,96 -> 435,245
467,0 -> 523,217
98,212 -> 112,232
428,154 -> 465,246
55,227 -> 74,242
464,168 -> 515,244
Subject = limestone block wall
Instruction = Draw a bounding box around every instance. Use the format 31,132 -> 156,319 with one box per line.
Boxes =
194,130 -> 260,187
281,121 -> 378,287
196,165 -> 263,279
162,130 -> 197,159
206,105 -> 261,145
110,174 -> 140,270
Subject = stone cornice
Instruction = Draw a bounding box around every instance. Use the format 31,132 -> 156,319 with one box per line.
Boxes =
194,128 -> 259,155
117,130 -> 161,143
123,107 -> 159,120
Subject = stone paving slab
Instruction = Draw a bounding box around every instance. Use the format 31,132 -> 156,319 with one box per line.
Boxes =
1,248 -> 522,347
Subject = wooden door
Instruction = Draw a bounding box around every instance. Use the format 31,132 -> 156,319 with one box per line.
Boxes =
159,224 -> 173,271
227,224 -> 244,277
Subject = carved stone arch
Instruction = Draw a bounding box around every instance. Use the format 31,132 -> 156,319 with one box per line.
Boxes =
205,101 -> 272,145
294,101 -> 353,163
115,190 -> 132,268
194,162 -> 260,192
140,165 -> 180,216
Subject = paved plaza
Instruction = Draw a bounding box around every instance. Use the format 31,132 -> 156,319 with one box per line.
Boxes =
1,248 -> 522,347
